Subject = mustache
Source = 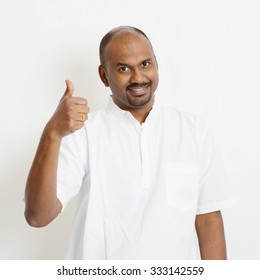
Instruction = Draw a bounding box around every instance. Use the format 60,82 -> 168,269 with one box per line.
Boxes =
126,81 -> 152,90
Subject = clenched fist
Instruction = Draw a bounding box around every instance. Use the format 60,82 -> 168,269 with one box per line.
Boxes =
46,80 -> 89,139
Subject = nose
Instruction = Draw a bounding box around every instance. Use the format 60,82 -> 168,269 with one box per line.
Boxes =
130,67 -> 145,84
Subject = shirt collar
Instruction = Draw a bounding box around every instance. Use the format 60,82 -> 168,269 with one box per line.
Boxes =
106,95 -> 160,126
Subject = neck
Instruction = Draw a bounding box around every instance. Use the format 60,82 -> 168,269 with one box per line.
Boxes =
112,96 -> 154,124
129,105 -> 153,124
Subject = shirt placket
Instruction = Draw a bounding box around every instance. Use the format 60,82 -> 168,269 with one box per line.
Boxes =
137,124 -> 151,189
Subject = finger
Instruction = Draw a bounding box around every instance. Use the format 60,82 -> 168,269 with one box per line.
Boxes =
77,105 -> 89,114
77,113 -> 88,122
72,97 -> 88,105
61,80 -> 74,100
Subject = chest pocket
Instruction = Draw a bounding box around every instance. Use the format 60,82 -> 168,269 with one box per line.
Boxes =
166,163 -> 200,212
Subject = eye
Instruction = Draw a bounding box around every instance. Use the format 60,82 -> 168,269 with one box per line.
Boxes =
119,66 -> 130,73
141,60 -> 151,68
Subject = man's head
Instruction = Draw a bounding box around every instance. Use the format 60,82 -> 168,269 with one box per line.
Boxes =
98,26 -> 159,112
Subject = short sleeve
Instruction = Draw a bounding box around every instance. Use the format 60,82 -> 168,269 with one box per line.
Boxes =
197,120 -> 235,214
57,126 -> 88,210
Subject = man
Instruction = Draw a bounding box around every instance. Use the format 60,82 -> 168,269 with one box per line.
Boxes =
25,26 -> 234,259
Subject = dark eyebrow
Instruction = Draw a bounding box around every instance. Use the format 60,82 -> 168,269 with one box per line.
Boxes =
116,62 -> 129,67
142,58 -> 153,62
116,58 -> 153,68
141,58 -> 153,64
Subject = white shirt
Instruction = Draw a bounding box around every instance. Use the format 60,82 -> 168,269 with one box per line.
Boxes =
57,96 -> 234,259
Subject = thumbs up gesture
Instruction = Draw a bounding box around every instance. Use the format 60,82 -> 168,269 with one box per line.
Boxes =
46,80 -> 89,139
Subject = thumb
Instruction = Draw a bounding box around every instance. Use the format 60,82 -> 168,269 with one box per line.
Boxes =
61,80 -> 74,100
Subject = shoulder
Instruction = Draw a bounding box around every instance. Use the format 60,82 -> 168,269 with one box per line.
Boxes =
82,108 -> 111,134
61,126 -> 88,151
160,106 -> 210,135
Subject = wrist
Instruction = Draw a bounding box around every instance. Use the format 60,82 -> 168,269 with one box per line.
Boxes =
43,122 -> 63,143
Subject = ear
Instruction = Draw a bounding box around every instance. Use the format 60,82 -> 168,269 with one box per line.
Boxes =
98,65 -> 109,87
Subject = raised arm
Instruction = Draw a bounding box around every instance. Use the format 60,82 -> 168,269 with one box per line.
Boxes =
195,210 -> 227,260
24,80 -> 89,227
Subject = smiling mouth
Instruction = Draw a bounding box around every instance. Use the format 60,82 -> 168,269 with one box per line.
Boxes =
126,82 -> 151,96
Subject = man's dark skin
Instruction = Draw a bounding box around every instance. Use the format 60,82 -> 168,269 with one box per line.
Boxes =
24,29 -> 227,260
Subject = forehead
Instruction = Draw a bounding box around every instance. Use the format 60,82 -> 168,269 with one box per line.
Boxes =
104,31 -> 154,65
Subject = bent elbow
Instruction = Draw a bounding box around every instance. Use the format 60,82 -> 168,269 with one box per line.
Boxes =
24,199 -> 62,227
24,210 -> 51,228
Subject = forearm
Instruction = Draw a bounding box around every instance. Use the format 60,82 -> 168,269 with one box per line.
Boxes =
25,80 -> 88,227
195,211 -> 227,260
24,125 -> 62,227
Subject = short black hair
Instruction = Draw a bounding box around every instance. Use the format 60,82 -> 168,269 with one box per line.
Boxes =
99,26 -> 150,66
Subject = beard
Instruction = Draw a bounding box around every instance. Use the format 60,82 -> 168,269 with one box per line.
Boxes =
126,90 -> 153,108
126,81 -> 153,108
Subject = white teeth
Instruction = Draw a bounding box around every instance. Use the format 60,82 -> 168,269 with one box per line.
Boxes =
130,87 -> 145,92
